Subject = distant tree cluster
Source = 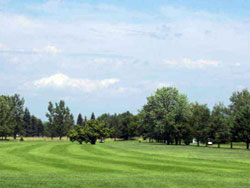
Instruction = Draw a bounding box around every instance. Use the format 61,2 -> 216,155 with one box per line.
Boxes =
137,87 -> 250,149
0,94 -> 44,140
2,87 -> 250,149
97,111 -> 140,140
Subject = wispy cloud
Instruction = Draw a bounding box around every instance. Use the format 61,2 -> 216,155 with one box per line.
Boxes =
164,58 -> 219,69
33,45 -> 61,54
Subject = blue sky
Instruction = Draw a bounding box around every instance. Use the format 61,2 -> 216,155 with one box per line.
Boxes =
1,0 -> 250,120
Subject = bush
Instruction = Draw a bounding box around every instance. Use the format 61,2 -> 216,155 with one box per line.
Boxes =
20,136 -> 24,141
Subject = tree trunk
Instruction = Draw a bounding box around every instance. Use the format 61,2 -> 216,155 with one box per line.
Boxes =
247,141 -> 249,150
59,136 -> 62,140
100,138 -> 104,143
197,140 -> 199,147
230,141 -> 233,149
218,143 -> 220,148
14,134 -> 17,140
175,139 -> 178,145
179,140 -> 181,145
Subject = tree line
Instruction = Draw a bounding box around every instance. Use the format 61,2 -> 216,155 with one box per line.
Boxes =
1,87 -> 250,148
0,94 -> 44,139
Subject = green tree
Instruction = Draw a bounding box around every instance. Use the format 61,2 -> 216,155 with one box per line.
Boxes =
23,108 -> 32,136
68,120 -> 110,145
36,118 -> 44,136
229,89 -> 250,148
77,113 -> 84,126
31,115 -> 38,137
190,102 -> 210,146
180,123 -> 193,145
10,94 -> 25,139
139,87 -> 191,144
235,105 -> 250,149
98,113 -> 120,140
84,120 -> 104,144
210,103 -> 231,148
68,125 -> 86,144
91,112 -> 96,120
118,112 -> 139,140
0,96 -> 12,140
46,100 -> 74,140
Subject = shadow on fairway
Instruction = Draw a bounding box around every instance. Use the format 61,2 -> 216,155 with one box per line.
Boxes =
140,141 -> 249,151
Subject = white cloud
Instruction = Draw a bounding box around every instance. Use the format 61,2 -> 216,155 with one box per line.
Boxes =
164,58 -> 219,69
33,45 -> 61,54
182,58 -> 219,68
33,73 -> 119,92
233,62 -> 241,67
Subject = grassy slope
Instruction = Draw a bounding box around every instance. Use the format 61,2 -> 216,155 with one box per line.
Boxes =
0,140 -> 250,188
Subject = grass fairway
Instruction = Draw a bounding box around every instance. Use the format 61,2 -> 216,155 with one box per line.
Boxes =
1,140 -> 250,188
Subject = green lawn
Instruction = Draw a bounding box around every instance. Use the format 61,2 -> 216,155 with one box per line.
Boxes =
1,140 -> 250,188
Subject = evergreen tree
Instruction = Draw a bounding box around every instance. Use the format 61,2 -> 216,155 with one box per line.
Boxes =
77,113 -> 84,126
84,116 -> 87,126
23,108 -> 32,136
31,115 -> 38,136
91,112 -> 96,120
36,119 -> 44,136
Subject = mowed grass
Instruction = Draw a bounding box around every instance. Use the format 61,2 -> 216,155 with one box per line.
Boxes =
1,140 -> 250,188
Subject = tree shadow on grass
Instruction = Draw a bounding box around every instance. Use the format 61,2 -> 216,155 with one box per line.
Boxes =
140,141 -> 250,151
0,139 -> 10,142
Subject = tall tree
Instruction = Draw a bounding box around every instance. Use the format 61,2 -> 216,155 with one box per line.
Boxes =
235,105 -> 250,149
36,118 -> 44,136
190,102 -> 210,146
31,115 -> 38,136
118,112 -> 139,140
210,103 -> 231,148
139,87 -> 191,144
0,96 -> 11,140
10,94 -> 25,139
46,100 -> 74,140
91,112 -> 96,120
77,113 -> 84,126
229,89 -> 250,148
23,108 -> 32,136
